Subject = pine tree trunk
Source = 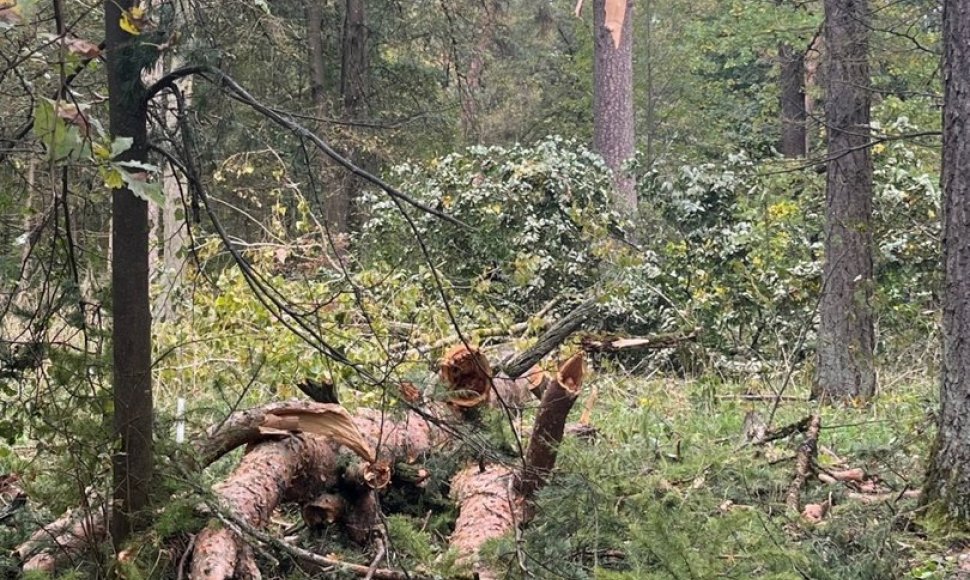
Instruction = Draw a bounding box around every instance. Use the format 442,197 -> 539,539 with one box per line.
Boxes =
924,0 -> 970,520
104,0 -> 154,543
593,0 -> 637,214
334,0 -> 367,234
813,0 -> 875,402
778,43 -> 807,157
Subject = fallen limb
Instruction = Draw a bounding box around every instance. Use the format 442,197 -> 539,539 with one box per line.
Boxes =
785,414 -> 821,512
754,415 -> 814,446
846,489 -> 921,504
502,300 -> 596,378
581,328 -> 699,353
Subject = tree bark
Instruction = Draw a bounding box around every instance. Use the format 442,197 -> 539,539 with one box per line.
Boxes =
191,435 -> 340,580
335,0 -> 367,233
924,0 -> 970,521
778,43 -> 807,157
813,0 -> 876,402
593,0 -> 637,213
105,0 -> 154,543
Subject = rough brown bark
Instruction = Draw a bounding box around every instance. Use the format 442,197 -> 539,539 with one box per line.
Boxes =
449,355 -> 586,574
786,414 -> 821,512
516,353 -> 585,500
335,0 -> 367,232
813,0 -> 876,402
191,435 -> 340,580
105,0 -> 154,543
923,0 -> 970,522
501,299 -> 596,379
593,0 -> 637,213
779,43 -> 807,157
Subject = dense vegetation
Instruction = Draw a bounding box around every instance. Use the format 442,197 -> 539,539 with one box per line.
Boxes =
0,0 -> 962,578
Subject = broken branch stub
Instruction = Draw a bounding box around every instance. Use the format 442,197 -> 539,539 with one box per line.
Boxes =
517,352 -> 586,500
439,344 -> 492,409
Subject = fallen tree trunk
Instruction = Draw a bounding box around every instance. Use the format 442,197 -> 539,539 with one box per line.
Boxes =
21,343 -> 589,579
449,353 -> 586,577
191,435 -> 340,579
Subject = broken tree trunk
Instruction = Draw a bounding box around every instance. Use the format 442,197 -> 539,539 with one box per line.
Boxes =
449,353 -> 586,577
190,435 -> 341,579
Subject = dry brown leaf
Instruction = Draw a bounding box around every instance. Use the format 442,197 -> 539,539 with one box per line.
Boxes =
259,404 -> 376,462
54,103 -> 90,134
605,0 -> 626,49
64,37 -> 101,58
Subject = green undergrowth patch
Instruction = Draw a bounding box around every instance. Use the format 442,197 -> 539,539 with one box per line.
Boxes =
479,371 -> 947,579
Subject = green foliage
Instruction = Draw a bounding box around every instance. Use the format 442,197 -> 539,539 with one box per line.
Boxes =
359,137 -> 625,312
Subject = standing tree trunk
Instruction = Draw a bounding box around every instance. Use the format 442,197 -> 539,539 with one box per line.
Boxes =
813,0 -> 875,402
778,43 -> 807,157
335,0 -> 367,233
593,0 -> 637,214
924,0 -> 970,521
104,0 -> 154,543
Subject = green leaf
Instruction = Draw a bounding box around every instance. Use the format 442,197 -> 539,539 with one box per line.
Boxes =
110,137 -> 133,159
33,99 -> 86,162
119,169 -> 164,205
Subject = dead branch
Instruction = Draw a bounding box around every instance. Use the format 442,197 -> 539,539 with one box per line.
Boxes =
785,414 -> 821,513
502,299 -> 597,378
753,415 -> 814,446
580,328 -> 699,353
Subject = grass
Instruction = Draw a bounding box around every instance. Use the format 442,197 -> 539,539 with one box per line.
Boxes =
478,368 -> 952,579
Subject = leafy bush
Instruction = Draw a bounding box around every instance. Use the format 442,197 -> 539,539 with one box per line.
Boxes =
358,136 -> 625,313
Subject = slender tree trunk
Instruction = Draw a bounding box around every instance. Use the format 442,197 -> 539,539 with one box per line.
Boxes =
813,0 -> 875,402
778,43 -> 807,157
104,0 -> 154,543
924,0 -> 970,520
335,0 -> 366,233
593,0 -> 637,214
643,0 -> 654,165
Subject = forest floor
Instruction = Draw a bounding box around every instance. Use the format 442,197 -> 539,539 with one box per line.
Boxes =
2,365 -> 966,579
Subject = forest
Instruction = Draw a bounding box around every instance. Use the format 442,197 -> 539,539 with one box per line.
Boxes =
0,0 -> 965,578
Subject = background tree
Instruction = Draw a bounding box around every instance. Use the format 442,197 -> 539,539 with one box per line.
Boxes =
924,0 -> 970,521
593,0 -> 636,213
813,0 -> 876,402
103,0 -> 155,542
